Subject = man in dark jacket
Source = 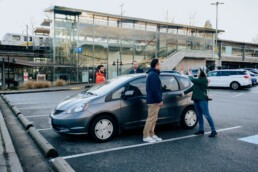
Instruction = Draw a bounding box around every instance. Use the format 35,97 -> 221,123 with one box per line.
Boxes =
129,61 -> 144,74
143,59 -> 163,143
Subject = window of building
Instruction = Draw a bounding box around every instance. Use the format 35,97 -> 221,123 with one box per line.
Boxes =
160,76 -> 179,92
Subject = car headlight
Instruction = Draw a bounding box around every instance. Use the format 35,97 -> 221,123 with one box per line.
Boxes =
67,103 -> 89,114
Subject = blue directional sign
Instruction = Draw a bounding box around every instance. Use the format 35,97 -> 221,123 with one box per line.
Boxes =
75,47 -> 83,53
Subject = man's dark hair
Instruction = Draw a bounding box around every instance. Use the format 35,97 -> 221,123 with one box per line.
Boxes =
132,61 -> 137,65
96,65 -> 104,73
150,59 -> 159,68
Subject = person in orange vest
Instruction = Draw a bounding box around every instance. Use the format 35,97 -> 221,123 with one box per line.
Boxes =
95,65 -> 106,84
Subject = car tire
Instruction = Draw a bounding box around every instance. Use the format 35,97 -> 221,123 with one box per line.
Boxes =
230,82 -> 240,90
180,107 -> 198,129
90,115 -> 117,142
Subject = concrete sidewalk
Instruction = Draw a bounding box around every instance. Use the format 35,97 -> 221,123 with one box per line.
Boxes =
0,83 -> 94,94
0,110 -> 23,172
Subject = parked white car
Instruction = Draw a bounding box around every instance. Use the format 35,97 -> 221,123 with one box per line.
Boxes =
207,69 -> 252,90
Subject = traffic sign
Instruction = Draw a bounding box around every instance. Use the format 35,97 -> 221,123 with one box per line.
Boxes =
75,47 -> 83,53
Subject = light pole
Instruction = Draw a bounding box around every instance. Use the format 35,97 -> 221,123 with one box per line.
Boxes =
211,1 -> 224,69
113,59 -> 123,77
211,1 -> 224,50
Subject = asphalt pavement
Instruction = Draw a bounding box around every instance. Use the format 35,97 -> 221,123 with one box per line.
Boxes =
4,86 -> 258,172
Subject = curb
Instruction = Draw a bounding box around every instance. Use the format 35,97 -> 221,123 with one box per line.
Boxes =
17,114 -> 34,130
0,110 -> 23,172
0,84 -> 93,95
0,94 -> 75,172
52,157 -> 75,172
0,94 -> 58,158
28,127 -> 58,158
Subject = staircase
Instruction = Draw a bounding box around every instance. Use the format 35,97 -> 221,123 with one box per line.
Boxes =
160,50 -> 214,70
160,51 -> 185,70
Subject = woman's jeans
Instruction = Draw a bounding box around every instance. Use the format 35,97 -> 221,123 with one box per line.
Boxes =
194,100 -> 216,132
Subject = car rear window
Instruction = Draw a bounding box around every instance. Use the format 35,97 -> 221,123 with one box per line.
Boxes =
229,71 -> 247,75
177,77 -> 191,90
160,76 -> 179,92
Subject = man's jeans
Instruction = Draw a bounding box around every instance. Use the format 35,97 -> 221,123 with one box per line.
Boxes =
143,104 -> 160,138
194,100 -> 216,132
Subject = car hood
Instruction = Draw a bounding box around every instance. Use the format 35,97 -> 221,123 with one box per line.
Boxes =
55,93 -> 96,111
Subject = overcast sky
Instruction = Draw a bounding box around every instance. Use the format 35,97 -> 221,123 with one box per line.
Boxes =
0,0 -> 257,42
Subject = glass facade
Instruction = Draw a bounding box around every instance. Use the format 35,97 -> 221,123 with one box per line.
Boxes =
48,7 -> 216,83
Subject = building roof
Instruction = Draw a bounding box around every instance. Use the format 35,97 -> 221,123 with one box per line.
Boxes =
218,39 -> 258,46
45,6 -> 224,33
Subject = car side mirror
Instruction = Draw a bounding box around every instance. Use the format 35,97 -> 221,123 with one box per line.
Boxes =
124,90 -> 134,98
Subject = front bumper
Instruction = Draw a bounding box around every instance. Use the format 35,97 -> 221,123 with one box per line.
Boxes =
49,111 -> 91,135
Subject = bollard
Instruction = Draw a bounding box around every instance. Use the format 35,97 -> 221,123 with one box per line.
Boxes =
28,127 -> 58,158
17,114 -> 33,130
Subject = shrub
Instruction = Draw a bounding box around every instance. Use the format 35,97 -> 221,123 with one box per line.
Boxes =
23,80 -> 36,89
34,81 -> 51,88
23,80 -> 52,89
54,79 -> 67,86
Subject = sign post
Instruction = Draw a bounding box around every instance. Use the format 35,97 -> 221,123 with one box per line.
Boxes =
24,72 -> 28,83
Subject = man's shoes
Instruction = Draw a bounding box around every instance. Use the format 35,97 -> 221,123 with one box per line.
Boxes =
209,131 -> 217,137
151,135 -> 162,142
143,136 -> 156,143
194,130 -> 204,135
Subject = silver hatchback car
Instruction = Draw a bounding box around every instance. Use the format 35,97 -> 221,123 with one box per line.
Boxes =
49,73 -> 197,142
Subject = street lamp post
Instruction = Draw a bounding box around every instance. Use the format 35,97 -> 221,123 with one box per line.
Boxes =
211,1 -> 224,48
113,59 -> 123,77
211,1 -> 224,69
1,58 -> 5,90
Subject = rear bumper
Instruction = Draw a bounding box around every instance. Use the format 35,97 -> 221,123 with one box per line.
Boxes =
242,84 -> 252,88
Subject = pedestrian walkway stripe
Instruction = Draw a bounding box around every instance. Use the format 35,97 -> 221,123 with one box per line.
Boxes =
56,126 -> 242,161
238,135 -> 258,145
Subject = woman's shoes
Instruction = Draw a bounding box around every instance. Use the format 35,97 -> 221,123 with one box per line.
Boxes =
209,131 -> 217,137
194,130 -> 204,135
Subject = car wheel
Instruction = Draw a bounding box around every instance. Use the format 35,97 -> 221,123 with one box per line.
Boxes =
90,115 -> 117,142
230,82 -> 240,90
180,107 -> 197,129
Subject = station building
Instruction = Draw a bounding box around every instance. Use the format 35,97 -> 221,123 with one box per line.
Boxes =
1,6 -> 258,86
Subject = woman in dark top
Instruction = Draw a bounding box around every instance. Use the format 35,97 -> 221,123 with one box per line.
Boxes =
188,67 -> 217,137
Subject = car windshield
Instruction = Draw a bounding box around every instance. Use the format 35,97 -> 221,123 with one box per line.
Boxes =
191,69 -> 198,73
84,75 -> 133,96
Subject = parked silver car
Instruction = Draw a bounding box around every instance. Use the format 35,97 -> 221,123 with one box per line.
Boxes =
49,73 -> 197,142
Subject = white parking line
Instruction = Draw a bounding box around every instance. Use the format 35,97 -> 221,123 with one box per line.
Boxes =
57,126 -> 242,161
18,106 -> 55,110
37,128 -> 52,131
232,93 -> 244,97
26,114 -> 49,118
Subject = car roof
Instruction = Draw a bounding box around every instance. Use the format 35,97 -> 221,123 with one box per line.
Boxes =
211,69 -> 247,72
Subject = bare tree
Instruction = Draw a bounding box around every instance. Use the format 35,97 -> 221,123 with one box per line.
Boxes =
253,34 -> 258,43
188,12 -> 197,26
163,10 -> 175,23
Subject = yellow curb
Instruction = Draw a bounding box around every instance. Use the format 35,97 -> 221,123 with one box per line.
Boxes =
70,87 -> 83,90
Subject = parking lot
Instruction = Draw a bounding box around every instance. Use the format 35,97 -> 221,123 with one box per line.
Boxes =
5,85 -> 258,172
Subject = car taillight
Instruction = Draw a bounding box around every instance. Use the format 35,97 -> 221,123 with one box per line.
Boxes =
244,76 -> 249,79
